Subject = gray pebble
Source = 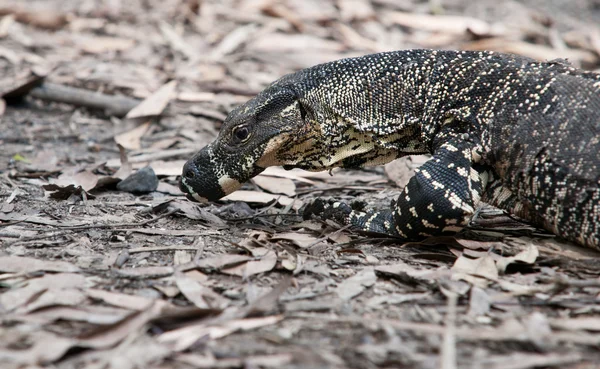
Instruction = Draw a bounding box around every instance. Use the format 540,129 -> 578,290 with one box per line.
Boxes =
117,166 -> 159,194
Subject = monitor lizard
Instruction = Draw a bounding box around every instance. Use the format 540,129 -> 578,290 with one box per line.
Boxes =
179,49 -> 600,250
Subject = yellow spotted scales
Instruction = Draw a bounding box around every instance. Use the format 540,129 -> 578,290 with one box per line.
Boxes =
180,49 -> 600,250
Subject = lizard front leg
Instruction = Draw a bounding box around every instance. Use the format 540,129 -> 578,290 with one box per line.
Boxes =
303,138 -> 489,239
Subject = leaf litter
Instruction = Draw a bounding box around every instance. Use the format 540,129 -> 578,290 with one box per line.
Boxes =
1,0 -> 600,368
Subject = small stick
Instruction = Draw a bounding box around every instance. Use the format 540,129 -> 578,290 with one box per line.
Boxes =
28,82 -> 140,117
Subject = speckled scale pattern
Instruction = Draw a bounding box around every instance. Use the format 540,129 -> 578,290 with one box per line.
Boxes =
181,49 -> 600,250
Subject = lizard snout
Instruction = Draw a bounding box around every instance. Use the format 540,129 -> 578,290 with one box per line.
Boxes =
179,149 -> 226,202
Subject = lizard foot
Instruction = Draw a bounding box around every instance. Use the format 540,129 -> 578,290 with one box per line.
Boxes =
302,198 -> 396,235
302,198 -> 354,225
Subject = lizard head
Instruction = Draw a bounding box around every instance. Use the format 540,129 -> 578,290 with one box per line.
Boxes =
180,81 -> 313,202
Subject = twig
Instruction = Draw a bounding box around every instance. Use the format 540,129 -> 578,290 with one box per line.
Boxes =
105,148 -> 197,167
7,208 -> 178,245
28,82 -> 140,117
441,293 -> 458,369
0,134 -> 80,143
128,245 -> 201,253
61,208 -> 178,230
0,232 -> 21,238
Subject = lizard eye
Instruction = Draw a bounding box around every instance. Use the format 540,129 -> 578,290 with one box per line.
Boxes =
232,125 -> 251,144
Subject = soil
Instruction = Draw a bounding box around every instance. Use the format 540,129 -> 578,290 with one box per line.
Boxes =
1,1 -> 600,368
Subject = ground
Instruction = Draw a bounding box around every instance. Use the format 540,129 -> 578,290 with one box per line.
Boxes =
1,0 -> 600,368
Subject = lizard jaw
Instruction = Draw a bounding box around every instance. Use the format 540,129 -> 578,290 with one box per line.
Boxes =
180,143 -> 263,202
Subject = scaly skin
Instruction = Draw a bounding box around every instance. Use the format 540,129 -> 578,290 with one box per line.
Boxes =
180,49 -> 600,250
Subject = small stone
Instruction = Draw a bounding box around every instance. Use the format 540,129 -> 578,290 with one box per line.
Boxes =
116,166 -> 159,194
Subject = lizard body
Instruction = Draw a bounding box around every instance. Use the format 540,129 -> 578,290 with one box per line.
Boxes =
180,49 -> 600,250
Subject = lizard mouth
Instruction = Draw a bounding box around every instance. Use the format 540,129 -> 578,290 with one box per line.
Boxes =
179,175 -> 210,203
180,146 -> 266,202
179,149 -> 227,202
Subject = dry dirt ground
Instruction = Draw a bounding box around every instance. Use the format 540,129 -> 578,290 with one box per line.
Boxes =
1,1 -> 600,368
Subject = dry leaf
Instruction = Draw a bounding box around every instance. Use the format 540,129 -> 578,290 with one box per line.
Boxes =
272,232 -> 323,249
114,266 -> 175,279
51,170 -> 99,192
85,289 -> 158,311
337,0 -> 375,21
17,288 -> 87,314
147,160 -> 187,176
384,155 -> 430,188
250,33 -> 344,53
112,143 -> 133,181
27,149 -> 60,172
252,175 -> 296,196
12,9 -> 68,30
0,331 -> 75,365
222,250 -> 277,278
195,254 -> 253,270
471,353 -> 582,369
156,181 -> 184,195
451,254 -> 498,288
336,268 -> 376,300
80,36 -> 135,54
284,0 -> 337,21
366,292 -> 429,308
175,272 -> 230,309
0,68 -> 46,98
261,167 -> 317,184
463,38 -> 598,66
78,302 -> 165,349
496,243 -> 539,274
126,80 -> 177,119
223,190 -> 299,209
467,286 -> 491,316
375,262 -> 444,287
177,91 -> 216,102
385,11 -> 504,36
0,273 -> 85,311
21,305 -> 129,325
169,200 -> 226,226
0,256 -> 80,273
550,317 -> 600,332
114,121 -> 151,150
158,315 -> 283,351
245,277 -> 292,316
